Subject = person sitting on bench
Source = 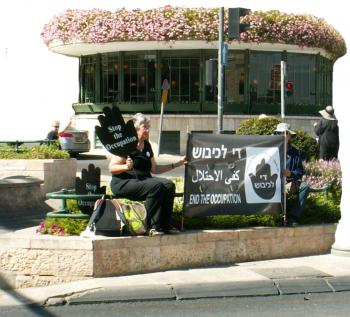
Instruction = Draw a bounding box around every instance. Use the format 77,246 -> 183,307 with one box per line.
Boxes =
108,113 -> 186,236
274,123 -> 310,226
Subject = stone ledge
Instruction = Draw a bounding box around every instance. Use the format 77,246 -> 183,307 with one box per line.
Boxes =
0,176 -> 44,208
0,159 -> 77,194
0,224 -> 337,288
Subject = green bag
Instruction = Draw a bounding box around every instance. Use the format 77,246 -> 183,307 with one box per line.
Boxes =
115,200 -> 147,236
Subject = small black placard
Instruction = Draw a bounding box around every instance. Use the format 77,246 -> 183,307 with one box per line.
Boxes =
75,164 -> 106,215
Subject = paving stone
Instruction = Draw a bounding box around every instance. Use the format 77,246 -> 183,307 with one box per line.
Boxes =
326,276 -> 350,292
275,277 -> 333,295
252,266 -> 332,279
173,280 -> 278,299
67,284 -> 175,304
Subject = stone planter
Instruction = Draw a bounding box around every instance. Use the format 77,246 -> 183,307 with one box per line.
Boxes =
0,159 -> 77,195
0,176 -> 44,208
0,224 -> 337,288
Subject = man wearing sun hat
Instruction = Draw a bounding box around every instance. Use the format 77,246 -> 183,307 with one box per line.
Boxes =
274,123 -> 310,226
314,105 -> 339,160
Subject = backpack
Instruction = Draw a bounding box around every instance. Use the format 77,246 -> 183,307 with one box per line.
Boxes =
80,195 -> 126,237
115,200 -> 147,236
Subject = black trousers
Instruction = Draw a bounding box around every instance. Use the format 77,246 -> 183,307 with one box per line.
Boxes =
110,176 -> 175,230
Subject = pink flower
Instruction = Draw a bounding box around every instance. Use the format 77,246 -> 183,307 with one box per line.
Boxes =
41,7 -> 346,60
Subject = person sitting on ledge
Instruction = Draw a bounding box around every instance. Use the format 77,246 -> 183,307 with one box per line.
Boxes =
274,123 -> 310,227
108,113 -> 187,236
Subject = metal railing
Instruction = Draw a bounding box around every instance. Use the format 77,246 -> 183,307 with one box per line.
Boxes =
0,140 -> 57,153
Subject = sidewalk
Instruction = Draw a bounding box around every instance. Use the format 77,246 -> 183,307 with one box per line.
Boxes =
1,253 -> 350,307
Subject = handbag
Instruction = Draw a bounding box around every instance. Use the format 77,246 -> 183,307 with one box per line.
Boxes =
114,200 -> 147,236
80,195 -> 125,237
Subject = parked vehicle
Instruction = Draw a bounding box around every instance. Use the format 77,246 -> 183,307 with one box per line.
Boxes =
58,129 -> 90,157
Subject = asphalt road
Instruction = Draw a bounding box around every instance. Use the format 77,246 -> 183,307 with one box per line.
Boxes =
2,292 -> 350,317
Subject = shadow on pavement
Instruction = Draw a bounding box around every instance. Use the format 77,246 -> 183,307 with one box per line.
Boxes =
0,203 -> 53,234
0,275 -> 57,316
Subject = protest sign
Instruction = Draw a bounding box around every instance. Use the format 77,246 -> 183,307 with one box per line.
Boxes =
184,133 -> 285,217
75,163 -> 105,215
95,106 -> 138,156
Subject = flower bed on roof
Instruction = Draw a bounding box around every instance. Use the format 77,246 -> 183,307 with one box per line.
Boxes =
42,6 -> 346,60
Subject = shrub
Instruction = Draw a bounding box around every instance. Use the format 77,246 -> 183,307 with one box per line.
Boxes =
291,129 -> 319,161
173,213 -> 283,230
37,218 -> 88,236
302,193 -> 341,224
236,117 -> 281,136
236,117 -> 318,161
0,144 -> 69,159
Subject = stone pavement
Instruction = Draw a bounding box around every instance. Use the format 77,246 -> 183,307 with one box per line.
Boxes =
1,253 -> 350,307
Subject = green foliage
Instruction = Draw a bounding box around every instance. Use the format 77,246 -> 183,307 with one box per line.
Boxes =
66,200 -> 83,213
291,129 -> 319,161
173,213 -> 282,230
38,218 -> 88,236
236,117 -> 281,135
236,117 -> 318,161
0,144 -> 69,159
301,193 -> 341,224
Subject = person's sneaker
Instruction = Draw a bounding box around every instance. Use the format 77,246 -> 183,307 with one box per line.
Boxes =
148,229 -> 164,237
164,227 -> 180,234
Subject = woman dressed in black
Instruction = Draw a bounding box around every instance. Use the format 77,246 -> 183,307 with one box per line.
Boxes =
109,113 -> 186,236
314,105 -> 339,160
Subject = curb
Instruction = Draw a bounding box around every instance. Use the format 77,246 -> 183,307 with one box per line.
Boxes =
48,277 -> 350,306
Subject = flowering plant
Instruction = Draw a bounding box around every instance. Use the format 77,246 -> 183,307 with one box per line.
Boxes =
41,7 -> 346,60
304,159 -> 342,192
36,222 -> 65,235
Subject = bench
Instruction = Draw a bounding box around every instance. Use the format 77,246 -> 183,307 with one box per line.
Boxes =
45,189 -> 184,219
45,182 -> 329,220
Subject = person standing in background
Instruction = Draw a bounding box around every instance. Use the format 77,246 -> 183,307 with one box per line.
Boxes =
46,120 -> 60,140
314,106 -> 339,160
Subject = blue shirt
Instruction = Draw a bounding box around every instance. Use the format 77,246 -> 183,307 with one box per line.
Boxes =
286,144 -> 304,182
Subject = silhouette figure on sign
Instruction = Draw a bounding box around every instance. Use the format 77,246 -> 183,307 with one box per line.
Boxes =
249,159 -> 277,200
95,106 -> 138,156
75,164 -> 106,215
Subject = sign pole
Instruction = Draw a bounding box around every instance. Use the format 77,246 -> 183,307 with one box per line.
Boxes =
217,7 -> 224,134
158,79 -> 169,155
158,101 -> 164,155
281,61 -> 287,225
281,61 -> 286,120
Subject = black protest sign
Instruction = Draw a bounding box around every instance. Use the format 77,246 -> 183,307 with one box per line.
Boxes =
75,164 -> 106,215
95,106 -> 138,156
184,133 -> 284,217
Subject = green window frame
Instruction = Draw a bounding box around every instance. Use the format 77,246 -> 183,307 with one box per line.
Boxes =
101,53 -> 119,103
80,56 -> 97,103
160,54 -> 200,103
123,53 -> 156,103
286,53 -> 316,106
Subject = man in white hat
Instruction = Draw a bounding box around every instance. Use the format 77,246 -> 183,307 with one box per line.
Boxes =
274,123 -> 310,226
314,105 -> 339,160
